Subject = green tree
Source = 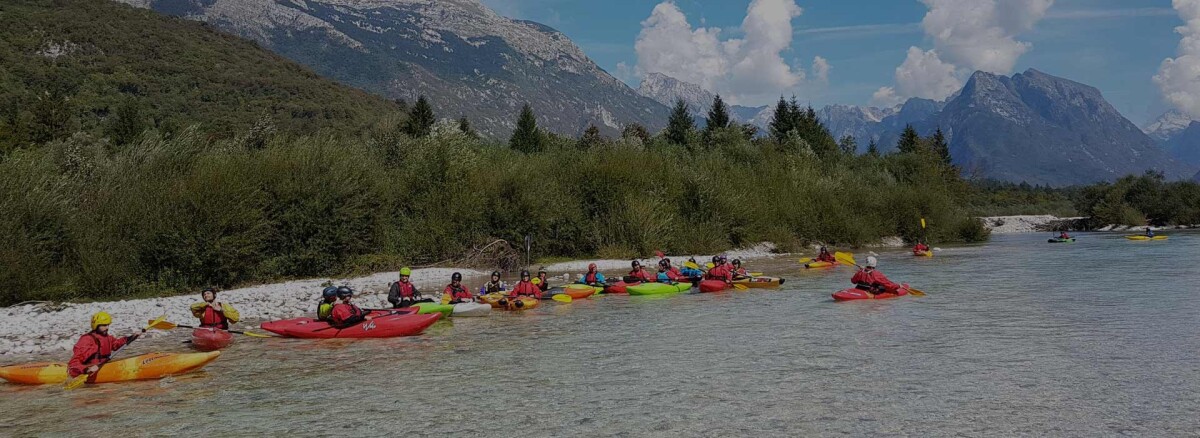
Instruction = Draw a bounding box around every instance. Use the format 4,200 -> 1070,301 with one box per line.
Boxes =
665,99 -> 694,147
838,135 -> 857,155
404,96 -> 436,138
930,126 -> 951,164
866,139 -> 880,157
622,123 -> 650,143
510,103 -> 543,153
768,97 -> 793,143
896,124 -> 922,154
579,124 -> 606,150
105,99 -> 146,145
458,117 -> 476,138
705,94 -> 731,132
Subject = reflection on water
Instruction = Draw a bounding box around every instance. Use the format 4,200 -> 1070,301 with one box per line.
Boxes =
2,232 -> 1198,436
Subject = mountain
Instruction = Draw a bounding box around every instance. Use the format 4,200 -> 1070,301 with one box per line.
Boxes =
119,0 -> 668,137
1163,121 -> 1200,167
636,72 -> 768,126
936,69 -> 1194,185
1144,109 -> 1193,142
0,0 -> 401,150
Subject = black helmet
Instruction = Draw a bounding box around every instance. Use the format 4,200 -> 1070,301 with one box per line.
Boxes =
201,287 -> 217,297
452,272 -> 463,282
632,260 -> 641,268
711,255 -> 720,264
322,286 -> 338,299
663,258 -> 671,265
336,286 -> 353,298
520,270 -> 531,279
491,271 -> 501,279
732,259 -> 742,266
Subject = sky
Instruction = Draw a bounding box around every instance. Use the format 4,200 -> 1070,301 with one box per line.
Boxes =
479,0 -> 1193,125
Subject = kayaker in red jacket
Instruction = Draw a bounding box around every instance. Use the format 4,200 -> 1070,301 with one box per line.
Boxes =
444,272 -> 475,303
389,267 -> 432,308
189,288 -> 240,330
851,256 -> 900,297
508,271 -> 543,298
731,259 -> 748,279
331,287 -> 375,327
68,312 -> 143,377
913,242 -> 930,253
706,256 -> 733,282
816,246 -> 836,263
628,260 -> 654,282
659,258 -> 684,281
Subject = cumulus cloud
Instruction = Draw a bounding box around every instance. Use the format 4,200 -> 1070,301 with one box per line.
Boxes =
634,0 -> 817,104
811,56 -> 830,83
1155,0 -> 1200,118
871,48 -> 961,106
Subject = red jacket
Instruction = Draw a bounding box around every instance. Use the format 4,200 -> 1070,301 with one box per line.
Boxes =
733,267 -> 747,277
68,332 -> 132,377
509,281 -> 542,298
914,243 -> 930,252
444,283 -> 474,301
816,252 -> 836,263
584,271 -> 602,284
331,302 -> 367,326
851,269 -> 899,293
706,265 -> 733,281
628,268 -> 654,282
667,267 -> 684,280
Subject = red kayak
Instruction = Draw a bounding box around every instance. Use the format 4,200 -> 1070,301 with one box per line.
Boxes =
832,285 -> 910,301
260,308 -> 417,337
191,328 -> 233,351
698,279 -> 729,293
604,281 -> 637,294
280,313 -> 441,339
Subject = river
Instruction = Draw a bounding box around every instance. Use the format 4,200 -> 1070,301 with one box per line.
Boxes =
1,232 -> 1198,436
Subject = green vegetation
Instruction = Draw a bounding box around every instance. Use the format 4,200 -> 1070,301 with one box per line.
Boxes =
965,181 -> 1079,217
1074,171 -> 1200,227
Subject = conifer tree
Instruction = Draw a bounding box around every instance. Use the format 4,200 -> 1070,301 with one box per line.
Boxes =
510,103 -> 542,153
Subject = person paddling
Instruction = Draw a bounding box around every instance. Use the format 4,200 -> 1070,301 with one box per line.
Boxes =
480,271 -> 508,295
731,259 -> 748,279
388,267 -> 431,308
851,256 -> 900,298
444,272 -> 475,304
815,246 -> 836,264
508,270 -> 543,299
1058,231 -> 1071,240
330,286 -> 374,328
68,312 -> 143,378
317,286 -> 338,322
705,256 -> 733,283
660,258 -> 684,281
627,260 -> 654,283
913,241 -> 930,254
189,288 -> 240,330
579,263 -> 607,287
1146,227 -> 1156,238
534,269 -> 551,293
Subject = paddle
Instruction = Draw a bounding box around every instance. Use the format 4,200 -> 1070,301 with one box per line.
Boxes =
65,315 -> 165,390
552,294 -> 573,303
148,320 -> 273,338
731,283 -> 749,291
834,252 -> 926,297
683,261 -> 701,270
798,257 -> 813,264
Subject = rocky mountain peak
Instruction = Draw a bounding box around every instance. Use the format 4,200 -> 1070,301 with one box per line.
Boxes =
1145,109 -> 1195,142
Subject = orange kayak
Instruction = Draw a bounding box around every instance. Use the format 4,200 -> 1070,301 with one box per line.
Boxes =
562,284 -> 600,299
804,261 -> 837,269
0,351 -> 220,385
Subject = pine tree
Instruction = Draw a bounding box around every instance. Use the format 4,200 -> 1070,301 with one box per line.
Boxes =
866,139 -> 880,157
106,99 -> 145,145
404,95 -> 436,138
458,117 -> 476,138
705,94 -> 731,132
665,99 -> 694,147
896,124 -> 922,154
578,125 -> 605,150
510,103 -> 542,153
838,135 -> 857,155
622,123 -> 650,143
930,126 -> 951,164
768,96 -> 793,143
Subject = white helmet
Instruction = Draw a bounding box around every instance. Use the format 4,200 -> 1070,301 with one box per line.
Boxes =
866,256 -> 878,268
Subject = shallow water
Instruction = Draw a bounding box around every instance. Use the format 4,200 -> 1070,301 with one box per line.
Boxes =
2,232 -> 1199,436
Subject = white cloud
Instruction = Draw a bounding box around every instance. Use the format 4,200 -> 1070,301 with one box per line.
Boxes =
895,47 -> 962,101
871,86 -> 903,108
633,0 -> 815,104
811,56 -> 830,83
1155,0 -> 1200,118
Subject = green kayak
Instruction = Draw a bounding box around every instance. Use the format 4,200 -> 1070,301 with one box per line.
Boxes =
413,302 -> 454,317
1047,238 -> 1076,243
627,282 -> 692,296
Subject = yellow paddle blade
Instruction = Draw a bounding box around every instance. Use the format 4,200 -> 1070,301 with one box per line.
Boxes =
907,287 -> 927,297
798,257 -> 812,264
441,294 -> 451,304
552,294 -> 573,303
63,373 -> 89,390
921,218 -> 927,229
732,283 -> 749,291
148,319 -> 179,330
706,262 -> 715,269
240,331 -> 274,338
145,314 -> 168,331
748,272 -> 764,277
834,252 -> 858,267
683,261 -> 700,270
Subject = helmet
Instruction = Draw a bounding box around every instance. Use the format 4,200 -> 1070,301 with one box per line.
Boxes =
538,269 -> 547,276
322,286 -> 338,299
719,254 -> 728,262
865,256 -> 878,268
663,258 -> 671,265
520,270 -> 531,279
588,263 -> 597,271
399,267 -> 412,277
491,271 -> 501,279
452,272 -> 463,282
732,259 -> 742,266
91,311 -> 113,330
711,255 -> 720,264
631,260 -> 641,268
336,286 -> 353,298
201,288 -> 217,300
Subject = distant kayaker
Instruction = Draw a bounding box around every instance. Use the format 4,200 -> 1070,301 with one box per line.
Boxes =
681,258 -> 704,279
388,267 -> 431,308
851,256 -> 900,298
68,312 -> 143,378
656,264 -> 671,283
913,241 -> 930,254
508,270 -> 543,298
815,246 -> 836,264
480,271 -> 507,295
628,260 -> 654,282
444,272 -> 475,304
1146,227 -> 1156,238
705,256 -> 733,283
579,263 -> 607,286
660,258 -> 684,281
189,288 -> 240,330
330,286 -> 374,327
731,259 -> 748,279
1058,231 -> 1071,239
534,269 -> 551,293
317,286 -> 338,322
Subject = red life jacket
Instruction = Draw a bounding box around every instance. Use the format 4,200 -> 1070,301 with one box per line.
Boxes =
395,281 -> 417,298
331,303 -> 367,326
509,281 -> 542,298
444,284 -> 473,301
628,269 -> 653,282
585,271 -> 600,284
68,332 -> 129,377
198,305 -> 229,329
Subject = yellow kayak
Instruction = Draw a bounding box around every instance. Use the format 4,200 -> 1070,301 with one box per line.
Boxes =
732,277 -> 785,288
0,351 -> 220,385
1125,235 -> 1168,241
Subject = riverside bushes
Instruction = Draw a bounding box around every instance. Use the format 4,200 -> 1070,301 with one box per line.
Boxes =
0,127 -> 985,304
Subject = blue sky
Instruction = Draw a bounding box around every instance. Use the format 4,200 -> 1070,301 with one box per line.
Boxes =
481,0 -> 1185,125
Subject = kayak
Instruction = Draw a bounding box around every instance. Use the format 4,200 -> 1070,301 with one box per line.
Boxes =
627,282 -> 691,296
912,250 -> 933,257
504,296 -> 539,311
281,313 -> 441,339
604,281 -> 636,294
479,293 -> 507,308
191,327 -> 233,351
1047,238 -> 1076,243
804,261 -> 836,269
1125,235 -> 1168,241
698,279 -> 729,293
563,284 -> 601,299
260,308 -> 419,337
0,351 -> 220,385
451,301 -> 491,317
413,302 -> 454,317
833,285 -> 910,301
732,277 -> 785,288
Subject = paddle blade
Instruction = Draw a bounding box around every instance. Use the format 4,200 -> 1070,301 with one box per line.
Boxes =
654,250 -> 665,258
144,314 -> 168,331
748,272 -> 764,277
834,252 -> 858,268
732,283 -> 749,291
684,261 -> 700,270
706,262 -> 715,269
920,218 -> 927,229
441,294 -> 451,305
798,257 -> 813,264
239,331 -> 275,338
552,294 -> 573,303
63,374 -> 89,390
148,319 -> 178,330
907,288 -> 927,297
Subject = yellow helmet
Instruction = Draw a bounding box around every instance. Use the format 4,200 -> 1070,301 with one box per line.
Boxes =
91,311 -> 112,330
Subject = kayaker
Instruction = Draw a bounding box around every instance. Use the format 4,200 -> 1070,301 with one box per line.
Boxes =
189,288 -> 240,330
705,256 -> 733,283
317,286 -> 338,322
731,259 -> 748,279
330,286 -> 375,327
1146,227 -> 1156,238
913,241 -> 930,254
579,263 -> 607,286
1058,231 -> 1071,240
850,256 -> 900,298
508,270 -> 543,298
534,269 -> 551,293
480,271 -> 507,295
815,246 -> 836,263
656,264 -> 671,283
388,267 -> 431,308
681,258 -> 704,279
68,312 -> 143,378
660,258 -> 684,281
628,260 -> 654,283
444,272 -> 475,304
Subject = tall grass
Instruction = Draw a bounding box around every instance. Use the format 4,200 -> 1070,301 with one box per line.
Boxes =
0,127 -> 986,304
